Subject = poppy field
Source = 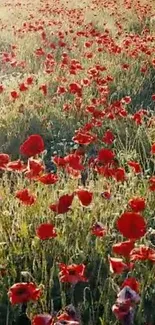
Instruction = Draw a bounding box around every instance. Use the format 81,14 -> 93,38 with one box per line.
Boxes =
1,0 -> 155,324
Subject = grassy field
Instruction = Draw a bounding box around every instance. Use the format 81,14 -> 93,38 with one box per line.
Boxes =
0,0 -> 155,324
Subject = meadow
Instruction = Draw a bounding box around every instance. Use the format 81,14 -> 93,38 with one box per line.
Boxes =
0,0 -> 155,324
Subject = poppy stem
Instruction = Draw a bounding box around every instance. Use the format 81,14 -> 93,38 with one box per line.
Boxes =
15,303 -> 31,325
70,283 -> 76,305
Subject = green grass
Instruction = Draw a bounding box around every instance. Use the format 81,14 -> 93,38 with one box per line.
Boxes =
0,0 -> 155,324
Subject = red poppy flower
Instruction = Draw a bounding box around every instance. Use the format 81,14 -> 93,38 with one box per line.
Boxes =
109,257 -> 128,274
32,314 -> 52,325
0,153 -> 10,169
101,191 -> 111,200
152,94 -> 155,101
112,240 -> 135,257
69,82 -> 82,95
113,167 -> 126,182
8,282 -> 41,305
49,194 -> 74,214
38,173 -> 58,185
130,245 -> 155,262
35,48 -> 45,56
97,148 -> 115,163
102,130 -> 115,144
128,161 -> 142,174
25,159 -> 44,179
20,134 -> 44,157
52,156 -> 67,168
39,84 -> 47,95
65,166 -> 81,179
95,165 -> 114,178
151,143 -> 155,154
121,96 -> 131,104
58,263 -> 88,283
10,91 -> 19,99
36,223 -> 57,240
117,211 -> 147,239
26,77 -> 33,85
149,176 -> 155,191
16,189 -> 36,205
76,189 -> 93,206
7,160 -> 26,172
19,83 -> 28,91
0,84 -> 4,93
64,154 -> 84,171
72,132 -> 97,145
121,277 -> 139,293
128,197 -> 146,212
91,222 -> 106,237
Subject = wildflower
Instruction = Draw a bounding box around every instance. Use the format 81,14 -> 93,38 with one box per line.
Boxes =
38,173 -> 58,185
117,212 -> 147,239
112,240 -> 135,257
16,189 -> 36,205
76,189 -> 93,206
8,282 -> 41,305
20,134 -> 44,157
36,223 -> 57,240
91,222 -> 106,237
49,194 -> 74,214
128,197 -> 146,212
58,263 -> 88,283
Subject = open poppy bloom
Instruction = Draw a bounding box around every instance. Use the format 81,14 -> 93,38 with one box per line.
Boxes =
55,305 -> 80,325
127,161 -> 142,174
19,82 -> 28,91
109,257 -> 129,274
20,134 -> 45,157
52,156 -> 67,168
32,314 -> 52,325
113,167 -> 126,182
0,153 -> 10,170
112,286 -> 140,321
64,154 -> 84,171
76,189 -> 93,206
130,245 -> 155,262
72,131 -> 97,145
49,194 -> 74,214
101,191 -> 111,200
112,240 -> 135,257
8,282 -> 41,304
25,159 -> 45,179
102,130 -> 115,144
97,148 -> 115,163
10,90 -> 19,99
149,176 -> 155,191
91,222 -> 106,237
58,263 -> 88,283
151,143 -> 155,154
38,173 -> 58,185
36,223 -> 57,240
117,211 -> 147,239
128,197 -> 146,212
7,160 -> 26,172
16,189 -> 36,205
121,277 -> 140,293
